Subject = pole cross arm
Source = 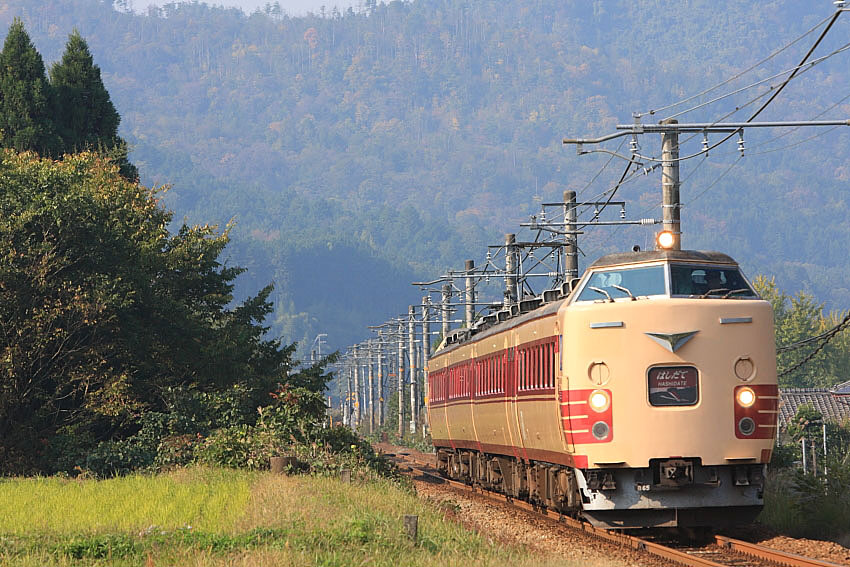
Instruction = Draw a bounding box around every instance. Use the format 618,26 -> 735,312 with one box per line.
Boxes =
564,119 -> 850,146
615,119 -> 850,132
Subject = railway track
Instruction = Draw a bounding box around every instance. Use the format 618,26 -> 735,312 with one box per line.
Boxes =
389,451 -> 845,567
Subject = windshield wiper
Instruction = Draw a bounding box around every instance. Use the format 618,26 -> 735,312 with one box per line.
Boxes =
723,289 -> 752,299
699,287 -> 729,299
589,286 -> 614,302
612,284 -> 636,301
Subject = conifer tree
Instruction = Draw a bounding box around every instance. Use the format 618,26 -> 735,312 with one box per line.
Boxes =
0,19 -> 58,156
50,29 -> 138,181
50,30 -> 120,152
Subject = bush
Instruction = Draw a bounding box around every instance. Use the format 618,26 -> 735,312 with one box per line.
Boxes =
761,457 -> 850,540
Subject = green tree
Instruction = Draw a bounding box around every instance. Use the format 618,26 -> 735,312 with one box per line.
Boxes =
50,30 -> 119,151
0,19 -> 58,156
754,276 -> 850,388
50,30 -> 137,180
0,150 -> 288,473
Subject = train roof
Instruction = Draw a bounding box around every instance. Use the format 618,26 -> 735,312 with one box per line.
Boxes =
589,249 -> 738,269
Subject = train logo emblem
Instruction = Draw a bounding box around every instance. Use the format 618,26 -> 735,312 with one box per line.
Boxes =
644,330 -> 699,353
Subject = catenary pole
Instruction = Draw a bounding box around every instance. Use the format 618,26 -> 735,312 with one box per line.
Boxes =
408,305 -> 417,434
564,190 -> 578,279
660,118 -> 681,250
352,346 -> 360,429
465,259 -> 475,328
422,296 -> 431,432
441,284 -> 451,339
377,339 -> 384,427
398,322 -> 405,437
367,345 -> 375,433
505,233 -> 517,305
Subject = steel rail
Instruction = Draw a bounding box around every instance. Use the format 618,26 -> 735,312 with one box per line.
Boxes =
392,452 -> 843,567
714,535 -> 847,567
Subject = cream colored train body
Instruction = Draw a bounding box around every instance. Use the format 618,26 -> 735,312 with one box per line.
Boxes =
427,250 -> 777,529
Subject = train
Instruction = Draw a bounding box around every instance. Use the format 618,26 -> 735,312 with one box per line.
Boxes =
426,243 -> 778,529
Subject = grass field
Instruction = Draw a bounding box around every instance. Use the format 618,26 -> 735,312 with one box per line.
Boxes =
0,467 -> 586,566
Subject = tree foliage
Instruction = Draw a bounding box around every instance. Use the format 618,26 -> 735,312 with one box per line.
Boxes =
49,30 -> 120,150
0,19 -> 57,156
754,276 -> 850,388
0,21 -> 136,179
0,151 -> 295,474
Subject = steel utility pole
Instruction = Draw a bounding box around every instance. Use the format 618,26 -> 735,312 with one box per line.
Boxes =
660,119 -> 681,250
397,322 -> 405,437
421,296 -> 431,432
366,345 -> 375,433
408,306 -> 417,434
377,339 -> 384,427
352,346 -> 360,429
344,363 -> 352,426
441,284 -> 451,339
505,233 -> 518,306
465,259 -> 475,328
563,191 -> 579,278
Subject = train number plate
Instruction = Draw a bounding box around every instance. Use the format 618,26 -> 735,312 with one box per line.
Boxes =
648,366 -> 698,406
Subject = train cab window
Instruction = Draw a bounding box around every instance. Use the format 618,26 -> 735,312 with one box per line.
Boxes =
575,265 -> 666,302
670,264 -> 757,298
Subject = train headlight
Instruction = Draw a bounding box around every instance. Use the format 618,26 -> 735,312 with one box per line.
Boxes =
589,389 -> 610,412
656,230 -> 675,250
736,387 -> 756,408
738,417 -> 756,436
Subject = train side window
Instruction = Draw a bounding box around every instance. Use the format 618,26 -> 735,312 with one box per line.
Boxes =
534,345 -> 545,388
534,346 -> 539,389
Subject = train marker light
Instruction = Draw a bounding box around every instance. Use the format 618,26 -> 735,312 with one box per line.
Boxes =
589,390 -> 610,412
656,230 -> 675,249
736,387 -> 756,408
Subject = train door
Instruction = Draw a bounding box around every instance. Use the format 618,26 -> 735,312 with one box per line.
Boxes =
502,346 -> 518,458
560,334 -> 576,454
509,345 -> 528,457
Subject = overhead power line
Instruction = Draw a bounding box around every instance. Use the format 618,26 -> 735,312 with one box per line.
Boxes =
777,310 -> 850,378
637,13 -> 835,119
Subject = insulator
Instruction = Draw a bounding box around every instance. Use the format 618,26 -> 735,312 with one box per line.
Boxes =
630,136 -> 640,154
620,204 -> 626,219
640,218 -> 655,225
737,131 -> 745,156
702,134 -> 709,154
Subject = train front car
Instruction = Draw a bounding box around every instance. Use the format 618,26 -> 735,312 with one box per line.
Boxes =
563,249 -> 777,529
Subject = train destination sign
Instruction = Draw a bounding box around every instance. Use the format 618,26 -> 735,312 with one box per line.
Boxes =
648,366 -> 698,406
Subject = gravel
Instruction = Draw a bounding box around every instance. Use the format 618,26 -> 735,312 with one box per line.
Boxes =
381,444 -> 850,566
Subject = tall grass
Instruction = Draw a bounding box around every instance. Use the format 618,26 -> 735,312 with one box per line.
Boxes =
0,468 -> 597,567
0,467 -> 253,535
760,462 -> 850,541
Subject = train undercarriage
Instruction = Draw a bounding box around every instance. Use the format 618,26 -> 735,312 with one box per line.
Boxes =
435,447 -> 765,529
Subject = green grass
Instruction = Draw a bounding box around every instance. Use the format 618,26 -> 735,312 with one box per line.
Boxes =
0,467 -> 253,535
0,467 -> 594,567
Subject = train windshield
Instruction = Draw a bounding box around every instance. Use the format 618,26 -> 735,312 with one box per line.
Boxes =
670,264 -> 758,298
576,266 -> 666,301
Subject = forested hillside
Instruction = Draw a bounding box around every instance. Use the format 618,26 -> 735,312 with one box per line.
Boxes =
3,0 -> 850,350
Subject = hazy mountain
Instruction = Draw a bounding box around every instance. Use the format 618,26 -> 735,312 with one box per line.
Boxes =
4,0 -> 850,352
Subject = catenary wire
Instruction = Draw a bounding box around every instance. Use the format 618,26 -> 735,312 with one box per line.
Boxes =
663,43 -> 850,121
629,26 -> 850,165
637,13 -> 834,118
778,311 -> 850,377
